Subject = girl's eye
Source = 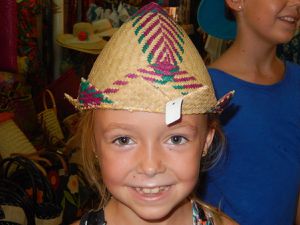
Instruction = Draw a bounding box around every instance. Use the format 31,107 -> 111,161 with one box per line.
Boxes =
167,135 -> 188,145
113,136 -> 134,146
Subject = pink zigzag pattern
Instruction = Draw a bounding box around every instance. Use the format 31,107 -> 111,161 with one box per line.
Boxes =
132,3 -> 184,65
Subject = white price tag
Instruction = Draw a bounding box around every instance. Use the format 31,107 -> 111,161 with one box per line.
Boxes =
165,97 -> 183,125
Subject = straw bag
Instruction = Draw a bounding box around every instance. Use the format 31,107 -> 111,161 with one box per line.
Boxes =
37,89 -> 65,144
0,0 -> 18,72
0,112 -> 36,159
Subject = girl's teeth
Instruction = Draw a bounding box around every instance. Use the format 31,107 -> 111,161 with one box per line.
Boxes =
281,16 -> 296,22
135,186 -> 169,194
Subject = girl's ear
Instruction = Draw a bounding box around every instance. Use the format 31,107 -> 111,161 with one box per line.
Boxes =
225,0 -> 243,11
202,128 -> 215,157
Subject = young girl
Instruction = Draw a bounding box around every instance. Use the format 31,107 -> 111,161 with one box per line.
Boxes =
197,0 -> 300,225
66,2 -> 236,225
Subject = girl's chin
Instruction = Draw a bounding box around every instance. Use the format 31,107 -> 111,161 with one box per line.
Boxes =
129,201 -> 188,223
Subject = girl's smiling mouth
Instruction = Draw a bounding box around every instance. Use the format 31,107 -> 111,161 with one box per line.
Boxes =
133,186 -> 171,194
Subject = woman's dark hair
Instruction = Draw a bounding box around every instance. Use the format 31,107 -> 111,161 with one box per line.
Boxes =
225,2 -> 236,21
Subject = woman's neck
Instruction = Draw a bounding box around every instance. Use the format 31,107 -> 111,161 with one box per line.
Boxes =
210,40 -> 285,85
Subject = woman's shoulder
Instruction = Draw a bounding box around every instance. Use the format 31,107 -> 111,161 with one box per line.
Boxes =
207,58 -> 237,78
207,52 -> 237,73
285,60 -> 300,72
283,61 -> 300,84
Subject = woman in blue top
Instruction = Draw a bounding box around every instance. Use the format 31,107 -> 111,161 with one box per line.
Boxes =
197,0 -> 300,225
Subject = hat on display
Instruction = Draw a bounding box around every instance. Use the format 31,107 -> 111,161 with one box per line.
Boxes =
92,18 -> 119,38
65,3 -> 234,124
197,0 -> 236,40
56,22 -> 109,54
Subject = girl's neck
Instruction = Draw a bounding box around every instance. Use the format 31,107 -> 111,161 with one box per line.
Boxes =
104,198 -> 192,225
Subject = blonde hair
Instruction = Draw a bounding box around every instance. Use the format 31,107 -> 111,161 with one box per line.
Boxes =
77,110 -> 225,211
192,196 -> 237,225
76,110 -> 110,208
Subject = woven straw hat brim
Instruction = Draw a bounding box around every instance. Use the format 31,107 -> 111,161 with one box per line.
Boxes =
65,88 -> 233,114
56,34 -> 107,53
56,40 -> 102,54
92,18 -> 119,37
65,84 -> 214,113
96,28 -> 119,37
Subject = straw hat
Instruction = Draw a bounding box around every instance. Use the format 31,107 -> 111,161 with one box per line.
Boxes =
65,3 -> 234,124
56,22 -> 108,54
92,18 -> 119,38
197,0 -> 236,40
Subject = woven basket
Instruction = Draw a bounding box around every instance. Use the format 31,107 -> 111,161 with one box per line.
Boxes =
37,89 -> 64,144
0,115 -> 36,159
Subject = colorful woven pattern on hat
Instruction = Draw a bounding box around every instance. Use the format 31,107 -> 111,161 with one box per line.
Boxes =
75,3 -> 205,109
132,60 -> 203,96
209,90 -> 235,114
132,3 -> 184,66
78,78 -> 113,107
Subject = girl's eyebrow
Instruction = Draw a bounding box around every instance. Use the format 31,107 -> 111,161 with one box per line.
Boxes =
104,122 -> 199,130
168,121 -> 201,131
97,119 -> 202,135
102,123 -> 138,131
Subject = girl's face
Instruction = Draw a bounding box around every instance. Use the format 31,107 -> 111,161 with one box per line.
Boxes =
235,0 -> 300,44
93,109 -> 214,223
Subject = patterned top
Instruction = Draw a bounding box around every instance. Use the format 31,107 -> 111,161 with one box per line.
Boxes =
79,200 -> 215,225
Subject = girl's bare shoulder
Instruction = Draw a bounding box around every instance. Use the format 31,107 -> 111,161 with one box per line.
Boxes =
69,220 -> 80,225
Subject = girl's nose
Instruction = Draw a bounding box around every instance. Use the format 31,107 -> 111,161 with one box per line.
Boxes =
136,144 -> 166,177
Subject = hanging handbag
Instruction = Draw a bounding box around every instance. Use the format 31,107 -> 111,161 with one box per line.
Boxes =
0,0 -> 18,72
